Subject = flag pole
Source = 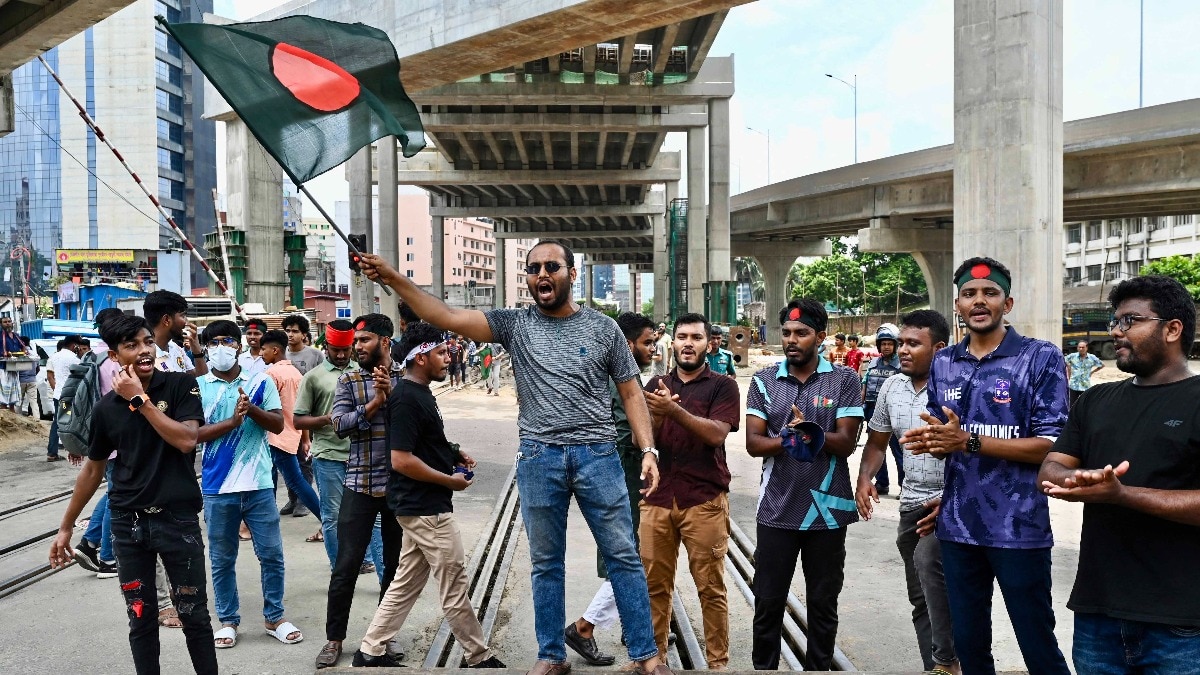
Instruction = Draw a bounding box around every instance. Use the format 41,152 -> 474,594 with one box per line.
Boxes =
295,183 -> 393,297
37,55 -> 247,320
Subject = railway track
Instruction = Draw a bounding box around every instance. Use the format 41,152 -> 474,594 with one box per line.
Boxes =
0,486 -> 95,600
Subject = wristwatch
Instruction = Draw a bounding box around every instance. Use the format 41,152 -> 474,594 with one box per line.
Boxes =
967,432 -> 982,454
128,394 -> 149,412
642,447 -> 660,460
189,350 -> 206,359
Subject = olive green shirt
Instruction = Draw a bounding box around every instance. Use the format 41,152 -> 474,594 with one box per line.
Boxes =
294,359 -> 359,462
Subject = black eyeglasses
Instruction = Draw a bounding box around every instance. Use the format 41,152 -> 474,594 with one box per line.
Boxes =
206,337 -> 239,348
1108,314 -> 1169,332
525,261 -> 566,275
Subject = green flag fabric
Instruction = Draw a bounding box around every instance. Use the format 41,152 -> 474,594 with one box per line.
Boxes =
162,15 -> 425,184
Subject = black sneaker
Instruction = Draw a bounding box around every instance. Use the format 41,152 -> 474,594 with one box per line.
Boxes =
352,650 -> 405,667
293,503 -> 310,518
471,656 -> 506,668
96,559 -> 119,579
74,540 -> 101,573
279,500 -> 296,516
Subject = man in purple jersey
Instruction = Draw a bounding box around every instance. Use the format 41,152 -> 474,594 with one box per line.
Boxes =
901,257 -> 1070,675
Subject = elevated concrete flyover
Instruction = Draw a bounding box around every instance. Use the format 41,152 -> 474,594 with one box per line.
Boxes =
730,97 -> 1200,322
1,0 -> 138,135
213,1 -> 743,321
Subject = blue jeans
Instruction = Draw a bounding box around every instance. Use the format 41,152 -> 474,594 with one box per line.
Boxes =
515,439 -> 657,664
270,447 -> 321,517
940,540 -> 1069,675
1074,613 -> 1200,674
83,463 -> 115,561
203,489 -> 286,626
312,456 -> 383,576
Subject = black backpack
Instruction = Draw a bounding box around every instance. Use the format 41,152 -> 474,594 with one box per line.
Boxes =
57,351 -> 106,457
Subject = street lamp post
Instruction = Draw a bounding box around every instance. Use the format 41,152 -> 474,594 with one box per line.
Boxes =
745,126 -> 770,185
825,73 -> 857,164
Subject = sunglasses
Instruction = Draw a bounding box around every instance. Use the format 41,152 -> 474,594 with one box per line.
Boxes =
525,261 -> 566,275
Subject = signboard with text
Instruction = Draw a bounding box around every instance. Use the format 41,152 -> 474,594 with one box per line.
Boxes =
55,249 -> 136,264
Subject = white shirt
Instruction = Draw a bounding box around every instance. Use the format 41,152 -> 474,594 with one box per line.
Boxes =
47,348 -> 81,399
155,341 -> 194,374
238,351 -> 267,379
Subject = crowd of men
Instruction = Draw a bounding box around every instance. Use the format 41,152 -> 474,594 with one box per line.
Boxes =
40,243 -> 1199,675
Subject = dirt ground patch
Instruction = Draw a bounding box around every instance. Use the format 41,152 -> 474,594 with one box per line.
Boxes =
0,410 -> 49,453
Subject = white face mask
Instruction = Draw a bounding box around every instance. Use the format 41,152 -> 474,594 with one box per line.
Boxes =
208,345 -> 238,372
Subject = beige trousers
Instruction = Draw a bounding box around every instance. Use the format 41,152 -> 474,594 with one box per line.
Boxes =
360,513 -> 493,663
639,493 -> 730,669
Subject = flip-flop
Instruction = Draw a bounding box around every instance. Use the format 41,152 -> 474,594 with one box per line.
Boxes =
214,625 -> 238,649
265,620 -> 303,644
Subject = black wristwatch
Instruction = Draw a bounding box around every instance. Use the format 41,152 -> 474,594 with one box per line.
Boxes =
967,432 -> 982,454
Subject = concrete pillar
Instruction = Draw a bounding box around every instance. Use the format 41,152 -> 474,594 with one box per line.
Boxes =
652,212 -> 668,323
584,264 -> 594,307
755,255 -> 797,348
226,119 -> 285,311
376,136 -> 399,327
707,97 -> 731,283
431,200 -> 445,302
686,126 -> 707,312
858,222 -> 955,321
630,270 -> 641,313
0,74 -> 13,136
954,0 -> 1063,341
348,144 -> 374,317
494,236 -> 507,309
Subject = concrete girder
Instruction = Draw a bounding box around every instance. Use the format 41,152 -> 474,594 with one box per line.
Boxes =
618,34 -> 637,77
687,10 -> 728,74
651,22 -> 681,75
496,228 -> 651,239
454,131 -> 480,169
377,150 -> 681,185
620,132 -> 638,169
408,56 -> 734,107
513,131 -> 531,169
596,131 -> 607,168
425,132 -> 459,166
432,201 -> 662,218
481,131 -> 507,169
419,109 -> 708,133
0,0 -> 136,74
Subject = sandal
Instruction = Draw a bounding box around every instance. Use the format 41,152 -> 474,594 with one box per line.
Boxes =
265,620 -> 303,644
158,607 -> 183,628
214,625 -> 238,649
305,530 -> 324,543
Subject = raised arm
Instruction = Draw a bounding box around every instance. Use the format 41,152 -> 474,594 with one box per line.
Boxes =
358,253 -> 493,343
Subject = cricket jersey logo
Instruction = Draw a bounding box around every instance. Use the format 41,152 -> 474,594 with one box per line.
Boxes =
992,378 -> 1012,404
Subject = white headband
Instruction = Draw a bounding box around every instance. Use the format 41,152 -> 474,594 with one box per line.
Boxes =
404,341 -> 442,363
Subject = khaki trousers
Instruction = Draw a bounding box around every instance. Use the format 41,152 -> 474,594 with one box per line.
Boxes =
359,513 -> 493,664
639,493 -> 730,669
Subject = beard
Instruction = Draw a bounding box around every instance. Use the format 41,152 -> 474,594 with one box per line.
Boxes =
1115,337 -> 1164,377
357,343 -> 386,370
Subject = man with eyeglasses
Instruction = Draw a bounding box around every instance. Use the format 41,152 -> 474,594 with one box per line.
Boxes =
358,243 -> 670,675
193,321 -> 302,649
900,256 -> 1070,675
1040,275 -> 1200,673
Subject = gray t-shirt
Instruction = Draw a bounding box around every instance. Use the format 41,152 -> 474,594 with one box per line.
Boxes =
286,345 -> 325,375
868,373 -> 946,512
486,306 -> 639,444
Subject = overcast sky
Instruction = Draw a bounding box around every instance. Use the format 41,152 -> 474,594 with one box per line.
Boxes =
212,0 -> 1200,209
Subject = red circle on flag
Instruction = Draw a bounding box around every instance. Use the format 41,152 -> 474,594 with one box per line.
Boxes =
270,42 -> 360,112
970,263 -> 991,279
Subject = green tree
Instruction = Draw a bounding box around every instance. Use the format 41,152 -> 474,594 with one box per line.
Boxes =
785,238 -> 928,313
642,299 -> 654,316
1142,255 -> 1200,301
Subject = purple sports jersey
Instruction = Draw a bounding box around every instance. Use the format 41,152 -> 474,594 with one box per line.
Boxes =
925,327 -> 1068,548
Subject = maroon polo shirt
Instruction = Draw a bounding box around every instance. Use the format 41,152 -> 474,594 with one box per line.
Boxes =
643,365 -> 741,509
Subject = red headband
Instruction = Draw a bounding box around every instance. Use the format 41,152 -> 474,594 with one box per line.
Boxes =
326,325 -> 354,348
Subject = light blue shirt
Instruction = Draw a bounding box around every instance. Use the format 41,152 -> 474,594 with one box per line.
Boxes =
197,370 -> 281,496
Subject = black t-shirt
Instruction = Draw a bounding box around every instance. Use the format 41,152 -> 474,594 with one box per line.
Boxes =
386,379 -> 457,516
1053,376 -> 1200,626
89,371 -> 206,512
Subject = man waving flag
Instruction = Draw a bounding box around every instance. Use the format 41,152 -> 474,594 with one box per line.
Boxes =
161,15 -> 425,184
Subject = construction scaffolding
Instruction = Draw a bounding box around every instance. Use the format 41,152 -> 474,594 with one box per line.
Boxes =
668,197 -> 688,319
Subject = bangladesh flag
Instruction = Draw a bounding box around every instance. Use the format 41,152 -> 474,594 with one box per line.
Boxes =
161,15 -> 425,184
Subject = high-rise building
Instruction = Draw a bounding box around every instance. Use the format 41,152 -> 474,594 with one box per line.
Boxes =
0,0 -> 216,292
